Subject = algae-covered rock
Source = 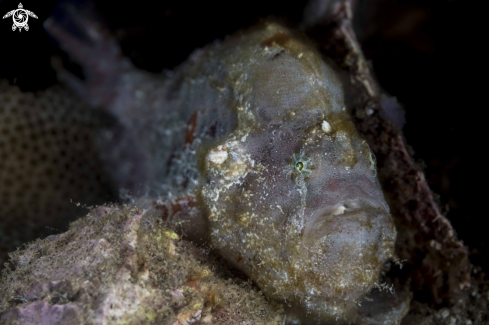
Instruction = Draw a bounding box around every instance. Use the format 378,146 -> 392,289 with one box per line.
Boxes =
0,205 -> 283,325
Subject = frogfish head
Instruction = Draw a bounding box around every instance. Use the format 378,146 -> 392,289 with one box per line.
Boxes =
201,23 -> 396,323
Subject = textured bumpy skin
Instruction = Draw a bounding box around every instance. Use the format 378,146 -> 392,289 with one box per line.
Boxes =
45,17 -> 396,323
198,25 -> 396,323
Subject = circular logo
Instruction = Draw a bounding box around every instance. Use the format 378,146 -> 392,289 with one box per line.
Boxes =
13,10 -> 28,27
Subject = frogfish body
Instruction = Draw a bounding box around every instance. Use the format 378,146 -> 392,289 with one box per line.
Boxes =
45,17 -> 396,324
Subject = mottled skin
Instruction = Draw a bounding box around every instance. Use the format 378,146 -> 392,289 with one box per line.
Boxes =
45,16 -> 396,324
200,24 -> 396,323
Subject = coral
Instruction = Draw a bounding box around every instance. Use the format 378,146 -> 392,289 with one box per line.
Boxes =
0,81 -> 116,266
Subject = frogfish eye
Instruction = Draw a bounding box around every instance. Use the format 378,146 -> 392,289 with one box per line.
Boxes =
291,153 -> 312,178
296,161 -> 304,171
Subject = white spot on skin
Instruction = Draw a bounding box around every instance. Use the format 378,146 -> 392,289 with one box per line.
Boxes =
332,205 -> 346,216
321,120 -> 332,134
208,145 -> 228,165
276,205 -> 284,214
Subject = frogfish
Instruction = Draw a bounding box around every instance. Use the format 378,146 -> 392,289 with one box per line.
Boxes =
44,15 -> 397,324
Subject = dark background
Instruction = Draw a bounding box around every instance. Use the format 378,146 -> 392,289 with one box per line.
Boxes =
0,0 -> 487,271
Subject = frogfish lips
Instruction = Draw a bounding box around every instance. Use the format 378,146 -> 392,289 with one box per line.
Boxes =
301,196 -> 396,294
303,198 -> 393,250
